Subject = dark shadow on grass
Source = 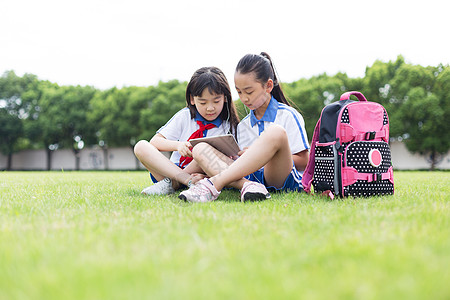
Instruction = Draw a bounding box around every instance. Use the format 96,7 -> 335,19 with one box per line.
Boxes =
168,195 -> 194,207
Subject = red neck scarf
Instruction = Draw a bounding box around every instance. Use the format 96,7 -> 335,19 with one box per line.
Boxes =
179,120 -> 217,168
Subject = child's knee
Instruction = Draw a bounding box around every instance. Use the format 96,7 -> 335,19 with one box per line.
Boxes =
265,125 -> 288,142
134,140 -> 150,157
192,142 -> 211,159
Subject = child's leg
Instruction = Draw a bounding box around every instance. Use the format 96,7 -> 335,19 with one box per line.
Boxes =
191,142 -> 248,190
208,125 -> 293,191
134,140 -> 202,188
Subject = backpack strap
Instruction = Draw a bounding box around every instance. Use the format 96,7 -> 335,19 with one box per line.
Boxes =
302,118 -> 321,193
340,123 -> 389,143
342,166 -> 394,186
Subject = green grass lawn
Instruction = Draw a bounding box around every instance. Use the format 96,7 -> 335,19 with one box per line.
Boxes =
0,171 -> 449,300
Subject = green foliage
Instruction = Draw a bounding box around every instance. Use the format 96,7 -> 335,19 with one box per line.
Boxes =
0,70 -> 40,116
234,99 -> 248,120
88,81 -> 186,148
0,171 -> 449,299
0,71 -> 41,168
397,84 -> 449,168
1,57 -> 449,170
89,86 -> 148,147
138,80 -> 187,140
363,56 -> 405,103
34,84 -> 97,151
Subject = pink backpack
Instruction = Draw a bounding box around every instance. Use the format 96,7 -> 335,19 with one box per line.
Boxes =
302,91 -> 394,198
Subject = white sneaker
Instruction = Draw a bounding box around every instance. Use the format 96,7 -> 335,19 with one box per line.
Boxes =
141,177 -> 175,195
178,178 -> 220,203
241,181 -> 271,202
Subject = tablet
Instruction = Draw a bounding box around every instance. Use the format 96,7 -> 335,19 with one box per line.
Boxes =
189,134 -> 240,157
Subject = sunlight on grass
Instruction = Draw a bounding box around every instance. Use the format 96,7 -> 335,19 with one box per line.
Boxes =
0,171 -> 449,300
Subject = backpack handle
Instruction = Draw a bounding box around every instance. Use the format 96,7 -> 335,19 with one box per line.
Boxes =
340,91 -> 367,102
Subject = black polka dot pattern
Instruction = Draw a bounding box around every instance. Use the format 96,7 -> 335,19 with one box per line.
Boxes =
341,108 -> 350,124
344,141 -> 394,197
383,110 -> 389,125
313,144 -> 336,193
312,105 -> 393,197
315,144 -> 334,158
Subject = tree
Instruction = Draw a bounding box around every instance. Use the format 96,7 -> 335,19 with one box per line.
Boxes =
0,71 -> 41,168
34,84 -> 97,170
59,85 -> 98,169
0,71 -> 39,114
0,109 -> 23,170
89,86 -> 153,169
363,56 -> 405,103
395,65 -> 450,169
138,80 -> 187,141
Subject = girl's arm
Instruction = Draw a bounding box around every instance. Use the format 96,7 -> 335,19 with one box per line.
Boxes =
293,149 -> 309,171
150,133 -> 192,157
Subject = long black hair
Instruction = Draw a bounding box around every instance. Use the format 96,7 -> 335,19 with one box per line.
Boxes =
235,52 -> 291,106
185,67 -> 240,136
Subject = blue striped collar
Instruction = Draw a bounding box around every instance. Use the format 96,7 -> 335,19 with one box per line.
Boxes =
250,96 -> 278,127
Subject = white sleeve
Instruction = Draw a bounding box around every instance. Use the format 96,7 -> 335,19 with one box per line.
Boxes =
157,109 -> 189,141
284,109 -> 310,154
237,118 -> 258,149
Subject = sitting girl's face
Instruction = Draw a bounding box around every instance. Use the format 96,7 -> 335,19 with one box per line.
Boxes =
191,88 -> 225,121
235,71 -> 271,110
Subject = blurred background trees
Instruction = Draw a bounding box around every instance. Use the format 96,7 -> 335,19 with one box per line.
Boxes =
1,56 -> 449,170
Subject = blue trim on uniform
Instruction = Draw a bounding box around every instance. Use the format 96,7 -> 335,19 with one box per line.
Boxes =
250,96 -> 278,135
278,104 -> 310,150
195,113 -> 223,127
244,162 -> 303,192
195,112 -> 223,137
150,173 -> 158,184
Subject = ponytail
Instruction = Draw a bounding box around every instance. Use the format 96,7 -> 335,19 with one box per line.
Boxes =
236,52 -> 291,106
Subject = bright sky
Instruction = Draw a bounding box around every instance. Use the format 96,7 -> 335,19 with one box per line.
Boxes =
2,0 -> 449,100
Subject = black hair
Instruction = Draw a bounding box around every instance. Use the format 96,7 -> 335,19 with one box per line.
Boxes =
235,52 -> 291,106
185,67 -> 240,136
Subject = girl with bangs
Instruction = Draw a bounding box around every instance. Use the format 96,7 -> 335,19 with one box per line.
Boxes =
134,66 -> 240,195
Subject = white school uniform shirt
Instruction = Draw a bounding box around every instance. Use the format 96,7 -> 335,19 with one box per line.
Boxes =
237,96 -> 309,154
157,107 -> 231,164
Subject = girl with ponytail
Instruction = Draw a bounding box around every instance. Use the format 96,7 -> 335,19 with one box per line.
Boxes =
179,53 -> 310,203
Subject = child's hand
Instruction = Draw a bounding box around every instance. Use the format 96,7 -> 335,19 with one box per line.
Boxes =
178,141 -> 193,157
238,147 -> 249,156
189,173 -> 207,184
